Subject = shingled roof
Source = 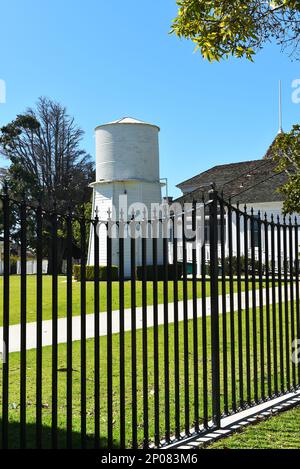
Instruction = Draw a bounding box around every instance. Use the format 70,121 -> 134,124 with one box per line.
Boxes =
175,137 -> 287,205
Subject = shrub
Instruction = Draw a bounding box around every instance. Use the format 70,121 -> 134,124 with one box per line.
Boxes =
206,256 -> 265,276
136,264 -> 183,281
223,256 -> 263,275
73,265 -> 119,281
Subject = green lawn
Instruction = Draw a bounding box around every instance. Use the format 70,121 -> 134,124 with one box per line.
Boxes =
0,275 -> 264,326
0,298 -> 296,449
1,314 -> 214,448
209,405 -> 300,449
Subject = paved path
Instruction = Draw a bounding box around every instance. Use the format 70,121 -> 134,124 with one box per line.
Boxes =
0,285 -> 297,353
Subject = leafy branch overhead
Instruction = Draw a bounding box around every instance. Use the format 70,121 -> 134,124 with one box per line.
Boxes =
171,1 -> 300,61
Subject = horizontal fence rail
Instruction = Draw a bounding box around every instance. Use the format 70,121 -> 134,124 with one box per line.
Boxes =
0,188 -> 300,448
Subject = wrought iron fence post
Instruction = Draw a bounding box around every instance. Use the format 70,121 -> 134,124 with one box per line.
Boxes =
2,184 -> 10,449
209,186 -> 221,428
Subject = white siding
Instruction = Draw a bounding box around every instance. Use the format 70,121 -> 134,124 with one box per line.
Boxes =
95,123 -> 160,183
88,181 -> 163,277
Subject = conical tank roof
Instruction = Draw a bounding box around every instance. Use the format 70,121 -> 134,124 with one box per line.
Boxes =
95,117 -> 160,131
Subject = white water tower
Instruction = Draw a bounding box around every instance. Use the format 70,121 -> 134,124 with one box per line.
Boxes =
87,117 -> 164,277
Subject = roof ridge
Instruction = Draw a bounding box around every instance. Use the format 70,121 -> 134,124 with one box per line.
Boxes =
177,159 -> 263,188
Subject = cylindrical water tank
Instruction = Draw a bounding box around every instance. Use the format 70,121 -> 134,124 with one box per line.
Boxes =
95,117 -> 160,183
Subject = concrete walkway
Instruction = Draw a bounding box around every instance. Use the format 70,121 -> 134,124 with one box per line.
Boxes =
0,285 -> 297,353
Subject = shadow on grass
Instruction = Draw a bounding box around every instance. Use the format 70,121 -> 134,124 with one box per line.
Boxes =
0,419 -> 117,449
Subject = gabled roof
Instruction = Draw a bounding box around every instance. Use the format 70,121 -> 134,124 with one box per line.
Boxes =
176,160 -> 287,204
176,135 -> 287,204
263,135 -> 280,160
177,159 -> 266,192
95,117 -> 160,131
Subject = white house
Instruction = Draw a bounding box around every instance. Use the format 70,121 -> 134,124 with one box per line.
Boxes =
174,135 -> 299,273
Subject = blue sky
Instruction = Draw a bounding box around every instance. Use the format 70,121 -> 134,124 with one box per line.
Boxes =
1,0 -> 300,198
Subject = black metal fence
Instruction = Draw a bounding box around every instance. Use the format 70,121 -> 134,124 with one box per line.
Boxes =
0,188 -> 300,449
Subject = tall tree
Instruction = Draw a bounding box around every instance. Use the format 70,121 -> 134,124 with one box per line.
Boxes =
0,97 -> 94,210
171,1 -> 300,61
0,97 -> 94,270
